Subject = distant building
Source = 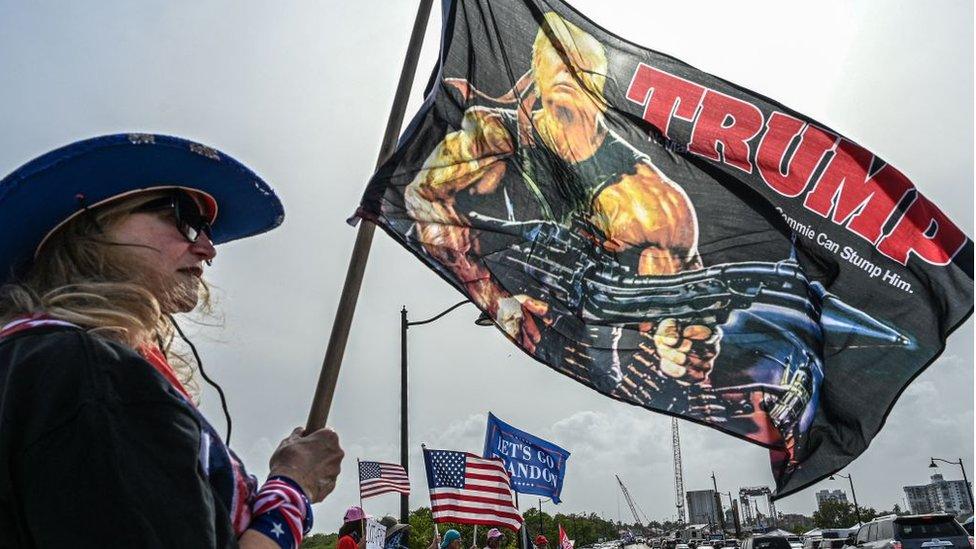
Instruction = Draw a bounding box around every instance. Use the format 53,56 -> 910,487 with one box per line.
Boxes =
903,474 -> 973,515
816,489 -> 849,508
687,489 -> 720,526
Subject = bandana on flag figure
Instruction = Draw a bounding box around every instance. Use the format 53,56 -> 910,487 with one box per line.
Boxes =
558,525 -> 573,549
423,448 -> 523,531
357,0 -> 973,497
359,460 -> 411,499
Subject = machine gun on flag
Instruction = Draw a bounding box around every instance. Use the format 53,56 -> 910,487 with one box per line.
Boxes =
478,214 -> 911,344
476,214 -> 914,450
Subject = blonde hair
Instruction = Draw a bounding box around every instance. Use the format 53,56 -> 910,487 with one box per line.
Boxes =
0,191 -> 214,399
532,12 -> 609,107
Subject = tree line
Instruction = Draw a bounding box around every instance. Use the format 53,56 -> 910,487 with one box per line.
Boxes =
301,502 -> 910,548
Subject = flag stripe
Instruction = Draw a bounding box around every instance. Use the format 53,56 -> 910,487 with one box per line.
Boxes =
432,504 -> 522,522
430,492 -> 516,506
363,484 -> 410,491
465,460 -> 507,472
364,480 -> 409,487
462,475 -> 510,485
363,484 -> 411,493
431,497 -> 522,516
465,471 -> 510,483
362,487 -> 410,498
431,512 -> 522,531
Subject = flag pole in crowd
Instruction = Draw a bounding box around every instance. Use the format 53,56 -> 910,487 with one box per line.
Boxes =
514,493 -> 526,549
304,0 -> 435,431
357,458 -> 364,510
423,444 -> 442,544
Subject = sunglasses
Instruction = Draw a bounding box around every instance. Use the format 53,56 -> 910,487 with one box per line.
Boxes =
135,191 -> 213,244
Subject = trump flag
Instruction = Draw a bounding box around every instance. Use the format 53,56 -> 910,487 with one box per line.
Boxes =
357,0 -> 973,497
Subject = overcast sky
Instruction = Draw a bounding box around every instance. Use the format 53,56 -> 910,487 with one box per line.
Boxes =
0,0 -> 972,535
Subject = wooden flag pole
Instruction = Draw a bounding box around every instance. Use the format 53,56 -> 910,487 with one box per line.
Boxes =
305,0 -> 435,432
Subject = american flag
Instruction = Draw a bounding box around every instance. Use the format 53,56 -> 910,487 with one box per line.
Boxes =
358,460 -> 411,499
423,448 -> 523,532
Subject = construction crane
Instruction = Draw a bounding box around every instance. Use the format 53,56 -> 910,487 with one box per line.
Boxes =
672,418 -> 686,524
615,474 -> 649,527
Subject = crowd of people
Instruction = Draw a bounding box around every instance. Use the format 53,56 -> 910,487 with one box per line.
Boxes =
332,505 -> 533,549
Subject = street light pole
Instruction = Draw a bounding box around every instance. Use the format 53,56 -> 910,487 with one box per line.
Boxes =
400,306 -> 409,524
539,498 -> 544,538
400,300 -> 479,525
830,473 -> 862,525
929,457 -> 974,511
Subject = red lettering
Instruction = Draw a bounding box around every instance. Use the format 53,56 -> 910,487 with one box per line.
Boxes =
626,63 -> 705,140
803,139 -> 914,244
877,194 -> 967,266
756,112 -> 837,197
687,90 -> 764,173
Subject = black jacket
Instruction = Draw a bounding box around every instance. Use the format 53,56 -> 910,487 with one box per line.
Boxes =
0,325 -> 239,548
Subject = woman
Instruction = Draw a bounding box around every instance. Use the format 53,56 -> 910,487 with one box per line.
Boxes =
337,506 -> 369,549
441,529 -> 463,549
483,528 -> 506,549
0,133 -> 343,548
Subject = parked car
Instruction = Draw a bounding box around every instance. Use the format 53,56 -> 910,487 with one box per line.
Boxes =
742,536 -> 792,549
785,536 -> 803,549
821,538 -> 847,549
851,513 -> 971,549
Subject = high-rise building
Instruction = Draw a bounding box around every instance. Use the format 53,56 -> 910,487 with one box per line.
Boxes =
903,474 -> 973,515
687,489 -> 720,526
815,489 -> 849,508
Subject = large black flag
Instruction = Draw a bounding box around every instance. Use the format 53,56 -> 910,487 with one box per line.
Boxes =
357,0 -> 973,497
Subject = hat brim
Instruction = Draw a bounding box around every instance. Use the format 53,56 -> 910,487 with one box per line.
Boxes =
386,524 -> 412,537
0,133 -> 284,281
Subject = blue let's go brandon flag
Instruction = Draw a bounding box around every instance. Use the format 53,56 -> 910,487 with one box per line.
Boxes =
483,412 -> 570,503
356,0 -> 973,498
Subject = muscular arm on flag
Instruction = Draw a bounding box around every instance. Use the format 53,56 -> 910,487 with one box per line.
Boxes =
404,108 -> 549,351
591,161 -> 719,383
407,107 -> 514,202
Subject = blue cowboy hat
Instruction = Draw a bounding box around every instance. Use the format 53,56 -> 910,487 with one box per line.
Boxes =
0,133 -> 284,282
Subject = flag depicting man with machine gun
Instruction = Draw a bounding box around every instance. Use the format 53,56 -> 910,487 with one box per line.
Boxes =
358,0 -> 972,498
